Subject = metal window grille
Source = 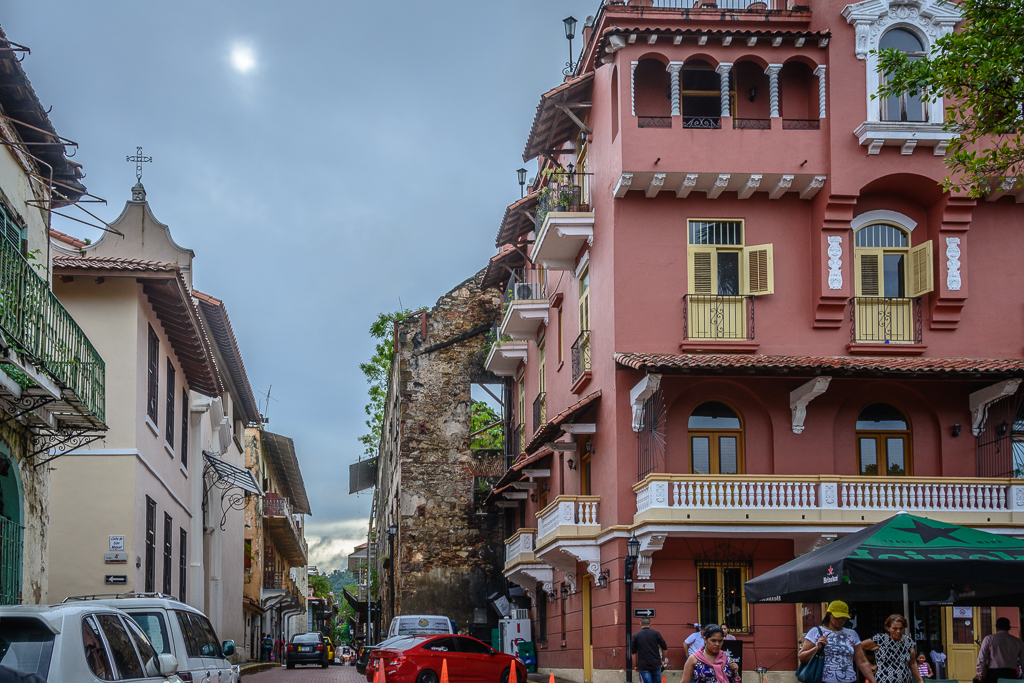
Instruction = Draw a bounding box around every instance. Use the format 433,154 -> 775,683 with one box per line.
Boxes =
682,116 -> 721,129
0,515 -> 23,605
533,393 -> 546,434
688,220 -> 743,246
782,119 -> 821,130
571,330 -> 591,384
147,326 -> 159,423
165,361 -> 175,447
697,562 -> 751,633
976,387 -> 1024,477
145,497 -> 156,593
733,118 -> 771,129
179,528 -> 187,602
163,513 -> 172,595
637,389 -> 667,481
855,223 -> 908,248
638,116 -> 672,128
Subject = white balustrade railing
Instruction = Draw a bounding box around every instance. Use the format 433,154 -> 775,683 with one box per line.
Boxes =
635,476 -> 1022,515
537,496 -> 601,540
505,530 -> 536,564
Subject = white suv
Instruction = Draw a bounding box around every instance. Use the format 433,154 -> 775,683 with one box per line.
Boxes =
0,603 -> 180,682
65,594 -> 240,683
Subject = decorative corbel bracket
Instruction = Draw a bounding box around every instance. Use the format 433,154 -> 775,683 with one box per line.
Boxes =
630,373 -> 662,432
636,533 -> 667,580
789,376 -> 832,434
969,379 -> 1021,436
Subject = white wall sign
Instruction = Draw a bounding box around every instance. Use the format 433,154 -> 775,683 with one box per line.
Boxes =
952,607 -> 972,619
109,536 -> 125,551
633,582 -> 655,593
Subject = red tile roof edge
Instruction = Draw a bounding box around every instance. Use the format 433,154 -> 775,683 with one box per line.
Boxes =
52,255 -> 180,272
193,290 -> 262,425
49,229 -> 87,249
614,352 -> 1024,375
525,389 -> 602,454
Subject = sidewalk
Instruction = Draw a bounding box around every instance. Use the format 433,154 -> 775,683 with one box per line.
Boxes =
240,662 -> 279,677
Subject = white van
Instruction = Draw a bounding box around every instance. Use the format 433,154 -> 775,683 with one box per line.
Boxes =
65,594 -> 240,683
387,615 -> 455,638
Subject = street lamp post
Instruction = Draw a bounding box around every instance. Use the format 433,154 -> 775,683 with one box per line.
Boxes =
624,535 -> 640,683
562,16 -> 578,77
517,168 -> 528,198
387,524 -> 398,628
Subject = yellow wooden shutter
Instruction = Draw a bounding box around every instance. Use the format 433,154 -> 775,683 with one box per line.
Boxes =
688,246 -> 716,294
741,244 -> 774,296
908,240 -> 934,297
856,249 -> 882,297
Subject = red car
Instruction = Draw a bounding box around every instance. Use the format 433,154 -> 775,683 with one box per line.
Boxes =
366,634 -> 527,683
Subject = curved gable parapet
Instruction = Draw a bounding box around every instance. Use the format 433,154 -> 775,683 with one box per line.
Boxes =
842,0 -> 962,60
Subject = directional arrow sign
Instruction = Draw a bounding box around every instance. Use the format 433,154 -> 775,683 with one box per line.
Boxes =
633,608 -> 656,618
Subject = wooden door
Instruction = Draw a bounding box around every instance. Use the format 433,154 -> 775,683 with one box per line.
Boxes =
582,578 -> 594,683
944,606 -> 993,682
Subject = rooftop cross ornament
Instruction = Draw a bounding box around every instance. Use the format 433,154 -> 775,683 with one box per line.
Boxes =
126,146 -> 152,182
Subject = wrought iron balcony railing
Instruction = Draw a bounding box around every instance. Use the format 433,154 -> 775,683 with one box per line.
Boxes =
507,423 -> 523,467
571,330 -> 591,384
0,515 -> 22,605
683,295 -> 754,340
619,0 -> 806,10
638,116 -> 672,128
682,116 -> 721,129
783,119 -> 821,130
733,118 -> 771,130
263,569 -> 282,590
533,392 -> 546,434
851,297 -> 922,344
502,269 -> 546,306
535,170 -> 593,232
0,237 -> 105,422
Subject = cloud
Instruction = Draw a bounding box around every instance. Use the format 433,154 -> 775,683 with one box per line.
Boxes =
305,518 -> 369,572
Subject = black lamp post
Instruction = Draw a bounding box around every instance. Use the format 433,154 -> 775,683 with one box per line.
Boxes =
624,535 -> 641,683
563,16 -> 578,76
517,168 -> 528,198
387,524 -> 398,627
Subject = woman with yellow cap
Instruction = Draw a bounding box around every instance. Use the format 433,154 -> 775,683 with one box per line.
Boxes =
798,601 -> 876,683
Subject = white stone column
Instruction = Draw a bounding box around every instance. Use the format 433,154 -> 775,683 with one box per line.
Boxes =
715,62 -> 733,118
667,62 -> 683,116
631,61 -> 638,116
188,393 -> 212,611
766,64 -> 783,118
814,65 -> 827,118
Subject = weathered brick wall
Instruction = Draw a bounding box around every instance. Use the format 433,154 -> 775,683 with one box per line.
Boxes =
379,270 -> 505,638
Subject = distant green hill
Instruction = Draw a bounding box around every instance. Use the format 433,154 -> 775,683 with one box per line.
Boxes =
327,569 -> 356,595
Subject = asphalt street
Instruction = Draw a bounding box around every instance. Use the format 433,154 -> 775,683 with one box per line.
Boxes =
244,663 -> 365,682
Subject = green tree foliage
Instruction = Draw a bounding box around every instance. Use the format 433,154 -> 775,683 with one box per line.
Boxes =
359,309 -> 415,456
876,0 -> 1024,196
309,573 -> 332,600
470,401 -> 504,449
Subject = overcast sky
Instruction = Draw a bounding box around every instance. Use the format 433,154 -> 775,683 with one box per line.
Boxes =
6,1 -> 597,572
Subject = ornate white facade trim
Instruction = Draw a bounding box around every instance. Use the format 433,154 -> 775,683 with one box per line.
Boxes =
827,237 -> 844,290
945,237 -> 961,291
851,209 -> 918,232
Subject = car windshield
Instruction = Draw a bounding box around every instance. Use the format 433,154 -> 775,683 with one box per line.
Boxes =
0,617 -> 55,679
395,617 -> 451,635
293,634 -> 321,644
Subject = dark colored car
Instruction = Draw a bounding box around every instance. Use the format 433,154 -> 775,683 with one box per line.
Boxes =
358,636 -> 409,675
287,632 -> 329,669
366,634 -> 527,683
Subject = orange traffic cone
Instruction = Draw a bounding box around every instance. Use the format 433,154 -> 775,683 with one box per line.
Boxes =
549,674 -> 556,683
663,676 -> 668,683
509,660 -> 518,683
374,662 -> 381,683
381,662 -> 387,683
440,659 -> 450,683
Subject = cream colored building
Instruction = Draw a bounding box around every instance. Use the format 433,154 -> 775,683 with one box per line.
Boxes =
47,181 -> 262,661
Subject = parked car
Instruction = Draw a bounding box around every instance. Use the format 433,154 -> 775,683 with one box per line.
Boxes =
0,603 -> 180,682
65,593 -> 239,683
367,634 -> 527,683
287,631 -> 329,669
387,615 -> 456,638
358,635 -> 408,675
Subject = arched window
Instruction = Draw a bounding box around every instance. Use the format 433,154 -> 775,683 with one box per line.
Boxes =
682,60 -> 731,128
879,29 -> 928,122
688,401 -> 743,474
854,223 -> 910,298
856,403 -> 911,476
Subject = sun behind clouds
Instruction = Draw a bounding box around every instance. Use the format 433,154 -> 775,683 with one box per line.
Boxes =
229,42 -> 256,74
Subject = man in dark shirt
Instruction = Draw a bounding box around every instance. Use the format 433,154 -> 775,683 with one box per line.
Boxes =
632,617 -> 669,683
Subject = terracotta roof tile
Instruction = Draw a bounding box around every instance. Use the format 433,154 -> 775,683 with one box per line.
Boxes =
614,352 -> 1024,377
52,256 -> 180,272
495,192 -> 540,248
523,72 -> 594,162
193,290 -> 262,425
481,244 -> 527,289
49,229 -> 87,249
526,389 -> 602,454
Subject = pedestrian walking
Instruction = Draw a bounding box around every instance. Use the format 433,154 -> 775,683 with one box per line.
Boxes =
977,618 -> 1024,683
681,624 -> 739,683
686,623 -> 705,657
632,617 -> 669,683
261,633 -> 273,662
916,654 -> 933,679
861,615 -> 923,683
798,600 -> 876,683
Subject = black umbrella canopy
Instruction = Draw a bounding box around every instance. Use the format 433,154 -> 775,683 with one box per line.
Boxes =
744,513 -> 1024,605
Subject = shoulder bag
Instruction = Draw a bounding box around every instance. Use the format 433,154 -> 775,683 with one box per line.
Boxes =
796,628 -> 825,683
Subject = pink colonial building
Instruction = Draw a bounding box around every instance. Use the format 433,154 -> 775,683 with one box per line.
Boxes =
483,1 -> 1024,682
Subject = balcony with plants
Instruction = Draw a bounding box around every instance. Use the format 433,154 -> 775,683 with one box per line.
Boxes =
483,318 -> 528,377
0,235 -> 105,429
497,268 -> 548,343
530,168 -> 594,272
263,493 -> 307,566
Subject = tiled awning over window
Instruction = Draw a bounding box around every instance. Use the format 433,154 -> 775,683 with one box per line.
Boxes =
522,72 -> 594,163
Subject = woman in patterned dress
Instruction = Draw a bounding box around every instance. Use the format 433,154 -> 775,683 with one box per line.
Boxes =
861,615 -> 924,683
681,624 -> 740,683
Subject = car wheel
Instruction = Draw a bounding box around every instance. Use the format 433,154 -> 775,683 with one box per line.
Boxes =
287,662 -> 295,670
417,669 -> 440,683
323,660 -> 330,669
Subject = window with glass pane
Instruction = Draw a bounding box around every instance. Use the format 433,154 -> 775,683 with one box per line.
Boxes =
688,402 -> 743,474
879,29 -> 928,122
697,564 -> 749,632
856,403 -> 911,476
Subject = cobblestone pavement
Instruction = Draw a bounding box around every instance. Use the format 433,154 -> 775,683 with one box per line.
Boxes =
244,663 -> 366,682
